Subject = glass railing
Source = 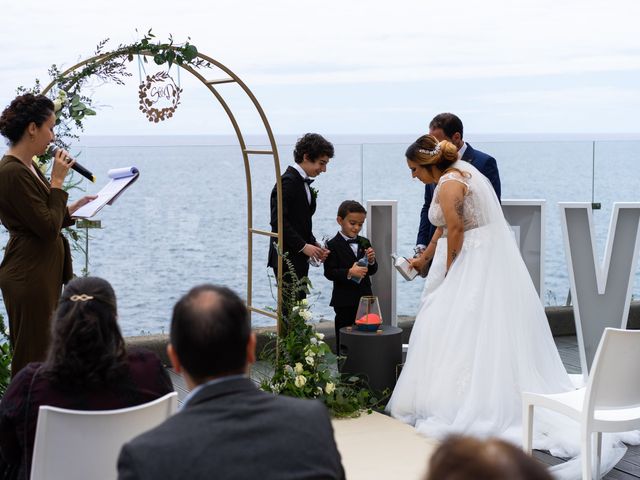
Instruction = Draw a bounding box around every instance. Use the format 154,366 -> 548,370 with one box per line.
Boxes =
0,139 -> 638,335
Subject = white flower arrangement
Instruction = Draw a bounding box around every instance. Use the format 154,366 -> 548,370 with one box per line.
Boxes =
294,375 -> 307,388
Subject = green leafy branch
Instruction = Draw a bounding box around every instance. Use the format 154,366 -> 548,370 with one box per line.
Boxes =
260,248 -> 388,417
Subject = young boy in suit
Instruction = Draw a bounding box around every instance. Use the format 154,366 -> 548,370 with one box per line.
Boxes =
323,200 -> 377,350
268,133 -> 334,299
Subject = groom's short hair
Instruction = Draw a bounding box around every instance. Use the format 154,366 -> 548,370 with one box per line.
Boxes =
170,284 -> 250,381
294,133 -> 335,164
429,113 -> 464,140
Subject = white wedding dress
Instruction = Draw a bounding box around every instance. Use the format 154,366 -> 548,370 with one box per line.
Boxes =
386,160 -> 638,479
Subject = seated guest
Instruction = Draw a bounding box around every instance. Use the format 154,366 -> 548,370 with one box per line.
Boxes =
0,277 -> 173,479
425,435 -> 552,480
118,284 -> 345,480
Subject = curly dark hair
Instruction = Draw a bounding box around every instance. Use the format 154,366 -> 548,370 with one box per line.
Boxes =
0,94 -> 54,146
42,277 -> 128,391
293,133 -> 334,164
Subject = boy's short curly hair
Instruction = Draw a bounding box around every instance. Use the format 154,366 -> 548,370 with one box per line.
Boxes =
293,133 -> 334,164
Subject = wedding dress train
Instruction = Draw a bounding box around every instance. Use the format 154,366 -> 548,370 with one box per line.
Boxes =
386,161 -> 639,479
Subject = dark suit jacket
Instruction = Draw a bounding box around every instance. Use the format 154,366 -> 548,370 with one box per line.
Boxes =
323,233 -> 378,308
118,377 -> 345,480
416,143 -> 501,245
268,166 -> 317,280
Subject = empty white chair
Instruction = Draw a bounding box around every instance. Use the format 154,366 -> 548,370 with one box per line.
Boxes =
522,328 -> 640,479
30,391 -> 178,480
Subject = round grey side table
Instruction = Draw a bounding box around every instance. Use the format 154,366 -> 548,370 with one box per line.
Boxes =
339,325 -> 403,394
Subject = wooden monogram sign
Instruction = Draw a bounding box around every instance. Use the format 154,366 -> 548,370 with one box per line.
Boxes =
138,71 -> 182,122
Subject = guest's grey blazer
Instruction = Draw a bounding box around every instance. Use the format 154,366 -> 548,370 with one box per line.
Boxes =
117,377 -> 345,480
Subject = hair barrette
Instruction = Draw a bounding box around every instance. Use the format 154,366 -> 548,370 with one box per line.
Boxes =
70,294 -> 94,302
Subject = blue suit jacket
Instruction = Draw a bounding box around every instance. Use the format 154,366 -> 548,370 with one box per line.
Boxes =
416,143 -> 501,246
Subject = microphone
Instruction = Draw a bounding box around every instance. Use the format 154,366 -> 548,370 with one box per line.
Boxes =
48,147 -> 96,183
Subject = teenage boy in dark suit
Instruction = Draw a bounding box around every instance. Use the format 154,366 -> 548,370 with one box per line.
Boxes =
268,133 -> 334,298
323,201 -> 377,350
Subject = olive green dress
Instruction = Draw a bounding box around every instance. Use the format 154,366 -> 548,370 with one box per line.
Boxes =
0,155 -> 74,376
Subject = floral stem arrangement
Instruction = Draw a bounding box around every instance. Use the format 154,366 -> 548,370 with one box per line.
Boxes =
260,254 -> 388,417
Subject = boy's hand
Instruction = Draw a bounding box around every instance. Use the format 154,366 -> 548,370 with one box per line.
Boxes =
349,262 -> 368,279
365,247 -> 376,264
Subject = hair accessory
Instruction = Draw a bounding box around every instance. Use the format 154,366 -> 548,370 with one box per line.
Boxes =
418,143 -> 441,156
70,294 -> 94,302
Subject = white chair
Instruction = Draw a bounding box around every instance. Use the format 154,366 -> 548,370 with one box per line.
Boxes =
30,391 -> 178,480
522,328 -> 640,479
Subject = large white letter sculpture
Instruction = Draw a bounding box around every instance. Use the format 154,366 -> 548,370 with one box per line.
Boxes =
560,202 -> 640,378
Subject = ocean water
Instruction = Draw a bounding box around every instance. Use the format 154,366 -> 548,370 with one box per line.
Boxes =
1,136 -> 640,336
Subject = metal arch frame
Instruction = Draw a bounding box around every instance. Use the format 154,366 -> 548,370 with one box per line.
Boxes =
41,48 -> 285,335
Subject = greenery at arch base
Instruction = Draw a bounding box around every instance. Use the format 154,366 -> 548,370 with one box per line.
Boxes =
259,256 -> 389,418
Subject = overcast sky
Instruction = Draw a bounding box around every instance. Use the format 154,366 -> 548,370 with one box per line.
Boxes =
1,0 -> 639,137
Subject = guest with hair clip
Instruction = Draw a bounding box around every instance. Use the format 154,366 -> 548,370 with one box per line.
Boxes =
0,93 -> 96,376
0,277 -> 173,480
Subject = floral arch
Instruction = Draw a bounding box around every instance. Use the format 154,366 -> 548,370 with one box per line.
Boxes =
36,34 -> 286,334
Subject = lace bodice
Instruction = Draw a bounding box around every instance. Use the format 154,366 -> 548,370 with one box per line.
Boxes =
428,171 -> 482,233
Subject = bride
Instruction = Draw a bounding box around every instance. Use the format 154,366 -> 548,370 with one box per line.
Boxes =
386,134 -> 637,478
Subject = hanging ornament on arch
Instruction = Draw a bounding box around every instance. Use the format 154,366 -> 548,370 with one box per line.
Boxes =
138,66 -> 183,123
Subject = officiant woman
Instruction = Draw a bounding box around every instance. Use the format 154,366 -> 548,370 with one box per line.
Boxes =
0,93 -> 95,376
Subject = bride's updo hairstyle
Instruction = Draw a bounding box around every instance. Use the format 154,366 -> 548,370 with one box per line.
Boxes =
0,93 -> 54,146
405,134 -> 459,176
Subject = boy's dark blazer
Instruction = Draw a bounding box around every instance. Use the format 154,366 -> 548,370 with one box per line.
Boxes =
323,233 -> 378,308
267,166 -> 317,279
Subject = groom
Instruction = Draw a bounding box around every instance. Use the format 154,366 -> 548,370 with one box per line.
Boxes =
416,113 -> 501,250
268,133 -> 334,296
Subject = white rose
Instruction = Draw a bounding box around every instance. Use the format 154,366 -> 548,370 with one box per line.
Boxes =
310,337 -> 318,345
284,365 -> 294,375
299,309 -> 313,321
294,362 -> 304,374
325,382 -> 335,395
294,375 -> 307,388
304,348 -> 315,357
57,90 -> 67,100
301,298 -> 309,306
305,356 -> 314,366
53,99 -> 63,112
315,332 -> 325,340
